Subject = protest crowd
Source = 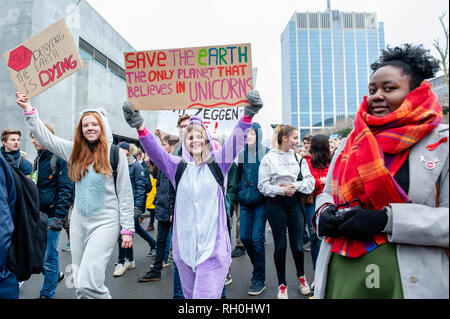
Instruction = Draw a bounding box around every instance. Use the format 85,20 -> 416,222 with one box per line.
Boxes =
0,42 -> 448,300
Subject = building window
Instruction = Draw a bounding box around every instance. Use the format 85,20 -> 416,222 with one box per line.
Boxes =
309,13 -> 319,28
355,13 -> 365,29
297,13 -> 308,29
332,10 -> 340,21
113,134 -> 141,150
78,37 -> 126,81
343,13 -> 354,29
94,50 -> 107,67
366,13 -> 377,29
321,13 -> 331,29
79,38 -> 94,56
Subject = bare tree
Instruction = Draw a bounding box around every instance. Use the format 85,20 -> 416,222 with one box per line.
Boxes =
434,11 -> 449,88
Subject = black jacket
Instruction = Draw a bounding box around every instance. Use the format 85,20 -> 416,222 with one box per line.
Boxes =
139,159 -> 152,194
34,150 -> 74,219
1,146 -> 33,176
128,159 -> 146,210
154,169 -> 175,222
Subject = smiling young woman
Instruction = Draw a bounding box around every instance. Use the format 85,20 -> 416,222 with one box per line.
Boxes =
122,90 -> 263,299
313,44 -> 449,299
15,92 -> 135,299
258,124 -> 315,298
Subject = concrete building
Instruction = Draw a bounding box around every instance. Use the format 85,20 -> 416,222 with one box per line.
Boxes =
430,74 -> 449,97
281,3 -> 385,137
0,0 -> 158,159
430,74 -> 449,124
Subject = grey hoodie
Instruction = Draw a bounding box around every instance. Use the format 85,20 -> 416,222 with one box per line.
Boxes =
258,148 -> 315,198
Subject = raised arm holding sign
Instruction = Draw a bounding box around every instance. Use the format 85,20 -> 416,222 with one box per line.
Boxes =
3,19 -> 83,99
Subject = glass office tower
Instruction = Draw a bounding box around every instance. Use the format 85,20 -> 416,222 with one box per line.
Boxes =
281,9 -> 385,137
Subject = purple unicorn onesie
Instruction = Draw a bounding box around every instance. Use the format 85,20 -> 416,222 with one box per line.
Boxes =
122,91 -> 263,298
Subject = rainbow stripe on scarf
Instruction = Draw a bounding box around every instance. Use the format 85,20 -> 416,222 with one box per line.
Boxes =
327,81 -> 442,258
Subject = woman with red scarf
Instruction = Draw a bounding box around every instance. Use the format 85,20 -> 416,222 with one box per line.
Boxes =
313,44 -> 448,299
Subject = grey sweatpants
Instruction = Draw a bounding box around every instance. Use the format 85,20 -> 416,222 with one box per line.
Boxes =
70,210 -> 120,299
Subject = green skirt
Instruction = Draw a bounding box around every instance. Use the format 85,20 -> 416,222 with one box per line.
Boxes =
325,242 -> 404,299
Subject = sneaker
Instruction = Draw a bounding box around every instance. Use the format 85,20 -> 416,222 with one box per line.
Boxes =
124,259 -> 135,271
146,224 -> 155,231
225,274 -> 232,286
62,242 -> 71,252
150,259 -> 171,268
113,263 -> 126,277
57,272 -> 66,284
38,295 -> 52,299
138,270 -> 161,282
298,276 -> 311,295
231,246 -> 246,258
146,247 -> 156,257
277,284 -> 288,299
303,241 -> 311,252
248,280 -> 266,296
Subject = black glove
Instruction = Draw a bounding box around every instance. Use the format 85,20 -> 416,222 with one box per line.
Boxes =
317,204 -> 347,238
122,101 -> 144,128
48,218 -> 64,231
338,207 -> 388,241
244,90 -> 263,117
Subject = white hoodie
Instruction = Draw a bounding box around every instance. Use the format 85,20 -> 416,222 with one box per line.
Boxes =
258,148 -> 315,198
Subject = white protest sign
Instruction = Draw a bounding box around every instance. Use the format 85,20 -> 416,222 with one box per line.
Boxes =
156,107 -> 245,137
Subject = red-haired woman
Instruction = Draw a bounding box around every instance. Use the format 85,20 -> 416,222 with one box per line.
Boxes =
16,92 -> 135,299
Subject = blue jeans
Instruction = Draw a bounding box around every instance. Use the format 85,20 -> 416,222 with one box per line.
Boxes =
118,214 -> 156,263
40,217 -> 61,298
165,226 -> 172,261
152,221 -> 171,275
0,272 -> 19,299
240,203 -> 266,284
172,261 -> 185,299
303,200 -> 321,270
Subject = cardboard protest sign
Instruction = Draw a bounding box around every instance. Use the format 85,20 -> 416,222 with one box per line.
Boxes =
124,43 -> 253,110
156,107 -> 245,137
2,19 -> 83,99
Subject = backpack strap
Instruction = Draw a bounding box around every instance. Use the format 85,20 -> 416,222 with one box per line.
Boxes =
207,160 -> 226,198
294,153 -> 303,181
32,155 -> 39,173
49,155 -> 58,178
17,154 -> 23,170
110,144 -> 120,192
175,160 -> 187,189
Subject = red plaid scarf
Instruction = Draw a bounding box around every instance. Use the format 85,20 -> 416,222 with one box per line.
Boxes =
328,81 -> 442,258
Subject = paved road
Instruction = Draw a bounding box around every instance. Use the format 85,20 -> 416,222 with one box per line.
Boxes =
19,215 -> 314,299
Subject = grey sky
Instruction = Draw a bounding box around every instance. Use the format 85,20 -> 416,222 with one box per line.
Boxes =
85,0 -> 449,139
